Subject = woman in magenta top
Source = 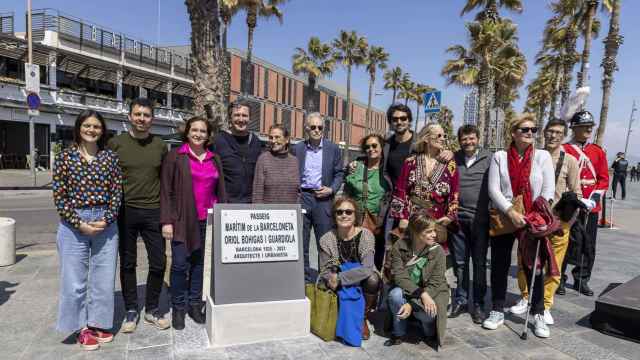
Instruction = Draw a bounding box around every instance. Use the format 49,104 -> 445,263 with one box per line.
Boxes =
160,117 -> 227,330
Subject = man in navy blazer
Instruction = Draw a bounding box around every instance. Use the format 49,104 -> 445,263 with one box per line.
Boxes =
292,112 -> 344,282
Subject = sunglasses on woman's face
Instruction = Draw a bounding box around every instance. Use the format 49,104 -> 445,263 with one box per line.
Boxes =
518,127 -> 538,134
335,209 -> 355,216
364,143 -> 379,150
309,125 -> 323,131
431,133 -> 447,139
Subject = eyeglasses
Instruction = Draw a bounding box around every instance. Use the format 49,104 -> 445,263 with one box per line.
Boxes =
431,133 -> 447,139
518,127 -> 538,134
391,116 -> 409,123
364,143 -> 379,150
335,209 -> 355,216
309,125 -> 323,131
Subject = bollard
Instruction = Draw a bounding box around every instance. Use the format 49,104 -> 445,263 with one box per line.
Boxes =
0,217 -> 16,266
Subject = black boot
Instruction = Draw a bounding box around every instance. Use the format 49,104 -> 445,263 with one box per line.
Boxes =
172,309 -> 186,330
471,305 -> 486,324
556,278 -> 566,295
188,303 -> 206,324
448,303 -> 467,318
574,282 -> 594,296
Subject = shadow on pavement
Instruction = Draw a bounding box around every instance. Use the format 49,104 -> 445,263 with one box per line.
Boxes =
0,280 -> 19,306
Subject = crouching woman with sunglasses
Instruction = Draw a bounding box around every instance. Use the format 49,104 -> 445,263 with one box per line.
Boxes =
385,213 -> 448,349
318,197 -> 381,345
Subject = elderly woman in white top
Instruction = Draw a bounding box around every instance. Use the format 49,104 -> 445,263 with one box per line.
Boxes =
481,114 -> 555,338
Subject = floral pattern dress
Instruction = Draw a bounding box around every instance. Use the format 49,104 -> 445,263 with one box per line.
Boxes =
52,145 -> 123,228
390,154 -> 460,251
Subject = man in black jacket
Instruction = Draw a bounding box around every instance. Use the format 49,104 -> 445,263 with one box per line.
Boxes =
611,152 -> 629,200
212,99 -> 262,203
449,124 -> 492,324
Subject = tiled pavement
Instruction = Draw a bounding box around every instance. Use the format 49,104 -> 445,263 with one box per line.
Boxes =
2,183 -> 640,359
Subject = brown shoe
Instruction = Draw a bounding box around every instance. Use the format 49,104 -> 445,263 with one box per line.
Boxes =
362,293 -> 377,340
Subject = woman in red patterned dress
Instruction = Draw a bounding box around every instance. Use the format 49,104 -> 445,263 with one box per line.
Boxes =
389,123 -> 459,252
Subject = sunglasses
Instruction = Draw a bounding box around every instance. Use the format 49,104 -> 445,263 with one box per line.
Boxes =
391,116 -> 409,123
364,143 -> 379,150
518,127 -> 538,134
335,209 -> 355,216
309,125 -> 324,131
431,133 -> 447,139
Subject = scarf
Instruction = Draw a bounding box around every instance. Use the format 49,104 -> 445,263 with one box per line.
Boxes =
507,143 -> 534,213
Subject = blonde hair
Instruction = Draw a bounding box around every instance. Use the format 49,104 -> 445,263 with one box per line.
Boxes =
415,122 -> 444,154
509,113 -> 537,133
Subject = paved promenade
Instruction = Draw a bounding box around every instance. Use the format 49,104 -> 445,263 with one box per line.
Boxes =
1,183 -> 640,359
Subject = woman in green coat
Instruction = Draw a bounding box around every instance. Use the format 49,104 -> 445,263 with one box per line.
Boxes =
344,134 -> 392,270
385,213 -> 449,348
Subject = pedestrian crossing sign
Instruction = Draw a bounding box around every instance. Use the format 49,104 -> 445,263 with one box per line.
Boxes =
424,91 -> 442,114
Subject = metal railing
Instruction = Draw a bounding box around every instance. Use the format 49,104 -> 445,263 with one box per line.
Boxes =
29,9 -> 190,73
0,12 -> 14,34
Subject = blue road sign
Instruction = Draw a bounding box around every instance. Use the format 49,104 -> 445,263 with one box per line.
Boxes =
27,92 -> 41,110
424,91 -> 442,114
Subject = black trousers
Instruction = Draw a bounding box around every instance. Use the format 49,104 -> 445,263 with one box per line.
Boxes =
612,173 -> 627,199
301,192 -> 333,283
449,217 -> 489,306
523,263 -> 545,315
118,206 -> 166,312
566,212 -> 599,284
490,233 -> 516,312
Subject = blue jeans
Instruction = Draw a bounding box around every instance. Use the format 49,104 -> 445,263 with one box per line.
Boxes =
56,207 -> 118,333
170,221 -> 206,310
387,287 -> 436,338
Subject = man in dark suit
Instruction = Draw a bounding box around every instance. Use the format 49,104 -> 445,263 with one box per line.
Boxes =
292,112 -> 344,282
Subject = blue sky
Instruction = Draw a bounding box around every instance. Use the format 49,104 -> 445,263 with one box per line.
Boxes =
6,0 -> 639,163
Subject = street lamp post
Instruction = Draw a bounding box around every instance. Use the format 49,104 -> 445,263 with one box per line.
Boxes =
27,0 -> 36,186
624,100 -> 637,155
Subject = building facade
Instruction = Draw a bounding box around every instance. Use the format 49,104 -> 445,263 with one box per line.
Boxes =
463,88 -> 478,126
0,9 -> 386,169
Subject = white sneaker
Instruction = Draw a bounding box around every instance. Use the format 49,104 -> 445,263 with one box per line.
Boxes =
482,311 -> 504,330
510,298 -> 528,314
543,309 -> 554,325
534,314 -> 550,338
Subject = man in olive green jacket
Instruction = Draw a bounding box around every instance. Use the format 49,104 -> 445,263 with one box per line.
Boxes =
387,236 -> 449,348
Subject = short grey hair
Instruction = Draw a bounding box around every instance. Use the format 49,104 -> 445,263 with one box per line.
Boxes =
304,112 -> 324,128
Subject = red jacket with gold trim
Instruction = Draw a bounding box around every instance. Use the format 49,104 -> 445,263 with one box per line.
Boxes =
562,141 -> 609,213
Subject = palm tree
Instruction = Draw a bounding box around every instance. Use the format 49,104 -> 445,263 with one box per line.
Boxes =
437,106 -> 458,150
383,66 -> 404,104
292,37 -> 335,112
220,0 -> 241,50
461,0 -> 523,21
576,0 -> 600,88
493,42 -> 527,111
525,69 -> 555,145
185,0 -> 227,130
412,83 -> 432,126
232,0 -> 287,94
596,0 -> 622,145
364,46 -> 389,133
332,30 -> 368,144
397,76 -> 414,107
535,50 -> 564,120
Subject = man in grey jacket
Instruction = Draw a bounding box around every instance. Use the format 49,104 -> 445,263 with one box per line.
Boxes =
449,124 -> 492,324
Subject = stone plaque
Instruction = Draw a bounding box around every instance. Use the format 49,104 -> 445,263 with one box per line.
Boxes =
220,209 -> 299,263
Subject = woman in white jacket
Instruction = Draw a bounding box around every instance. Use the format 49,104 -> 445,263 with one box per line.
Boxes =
482,114 -> 555,338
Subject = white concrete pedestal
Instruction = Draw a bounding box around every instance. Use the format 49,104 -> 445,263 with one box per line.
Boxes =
0,217 -> 16,267
206,295 -> 310,347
